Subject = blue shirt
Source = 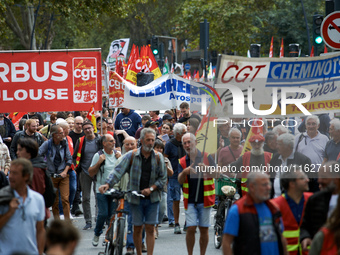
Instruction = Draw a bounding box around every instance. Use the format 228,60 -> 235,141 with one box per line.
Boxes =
285,193 -> 305,224
114,110 -> 141,137
164,140 -> 184,179
223,202 -> 280,255
324,139 -> 340,161
0,186 -> 45,255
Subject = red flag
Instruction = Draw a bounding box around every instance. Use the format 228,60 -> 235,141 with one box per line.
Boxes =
269,37 -> 274,57
116,59 -> 123,76
146,45 -> 162,79
11,112 -> 27,130
310,46 -> 314,57
279,38 -> 284,58
324,45 -> 328,53
86,104 -> 97,133
122,59 -> 127,78
194,70 -> 199,81
126,45 -> 139,84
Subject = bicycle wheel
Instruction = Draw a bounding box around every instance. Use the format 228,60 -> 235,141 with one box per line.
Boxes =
114,218 -> 126,255
105,218 -> 115,255
213,200 -> 225,249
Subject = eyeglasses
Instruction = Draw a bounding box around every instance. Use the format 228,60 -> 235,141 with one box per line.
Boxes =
83,127 -> 93,131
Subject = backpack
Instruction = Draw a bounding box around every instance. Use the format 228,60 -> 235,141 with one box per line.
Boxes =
43,171 -> 56,208
0,171 -> 8,189
93,149 -> 105,182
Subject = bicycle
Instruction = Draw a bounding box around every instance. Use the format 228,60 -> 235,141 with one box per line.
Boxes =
213,174 -> 245,249
98,189 -> 145,255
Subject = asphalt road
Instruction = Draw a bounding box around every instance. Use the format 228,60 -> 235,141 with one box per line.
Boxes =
50,190 -> 224,255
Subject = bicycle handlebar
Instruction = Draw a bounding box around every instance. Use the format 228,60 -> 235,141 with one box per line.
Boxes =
106,189 -> 145,198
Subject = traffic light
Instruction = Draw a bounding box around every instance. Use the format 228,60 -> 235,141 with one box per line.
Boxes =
313,14 -> 323,45
250,44 -> 261,57
151,36 -> 159,56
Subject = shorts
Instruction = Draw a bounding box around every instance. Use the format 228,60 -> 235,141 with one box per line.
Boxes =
185,203 -> 211,227
168,178 -> 181,201
130,199 -> 159,226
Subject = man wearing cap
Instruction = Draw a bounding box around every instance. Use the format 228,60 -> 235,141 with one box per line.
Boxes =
162,114 -> 174,125
230,134 -> 272,196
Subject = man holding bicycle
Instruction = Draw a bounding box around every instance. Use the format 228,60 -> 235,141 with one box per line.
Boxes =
88,134 -> 121,247
99,128 -> 167,255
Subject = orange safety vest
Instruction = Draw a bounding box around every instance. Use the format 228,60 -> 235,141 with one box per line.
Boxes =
66,136 -> 74,170
74,136 -> 85,169
320,227 -> 338,255
241,151 -> 272,195
272,192 -> 313,255
179,152 -> 215,210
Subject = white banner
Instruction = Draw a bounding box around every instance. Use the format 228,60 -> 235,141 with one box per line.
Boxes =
213,53 -> 340,117
106,38 -> 130,68
122,74 -> 212,111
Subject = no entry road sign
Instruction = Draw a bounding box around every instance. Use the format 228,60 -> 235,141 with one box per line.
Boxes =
321,11 -> 340,50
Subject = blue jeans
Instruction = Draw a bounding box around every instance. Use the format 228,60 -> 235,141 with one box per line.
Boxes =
94,193 -> 116,237
167,178 -> 181,224
123,201 -> 146,249
158,192 -> 167,224
125,201 -> 135,249
130,199 -> 159,226
59,170 -> 77,215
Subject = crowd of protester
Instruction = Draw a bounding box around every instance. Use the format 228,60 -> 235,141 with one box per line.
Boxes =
0,105 -> 339,255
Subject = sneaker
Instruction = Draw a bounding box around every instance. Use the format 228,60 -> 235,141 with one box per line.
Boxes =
168,223 -> 175,227
142,243 -> 147,253
83,222 -> 92,230
174,225 -> 181,234
69,213 -> 74,220
126,247 -> 135,255
183,224 -> 188,232
155,226 -> 159,239
60,214 -> 64,220
92,235 -> 99,247
74,208 -> 83,216
162,215 -> 168,222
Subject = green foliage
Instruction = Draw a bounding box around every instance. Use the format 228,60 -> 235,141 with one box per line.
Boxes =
0,0 -> 327,58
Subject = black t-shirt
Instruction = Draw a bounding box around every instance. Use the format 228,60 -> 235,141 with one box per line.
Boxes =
180,151 -> 215,204
140,154 -> 152,198
69,130 -> 85,149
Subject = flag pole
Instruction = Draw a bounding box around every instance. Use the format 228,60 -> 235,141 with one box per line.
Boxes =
194,54 -> 222,205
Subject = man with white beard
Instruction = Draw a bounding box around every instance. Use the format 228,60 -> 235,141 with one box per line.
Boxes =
230,134 -> 272,196
99,128 -> 167,255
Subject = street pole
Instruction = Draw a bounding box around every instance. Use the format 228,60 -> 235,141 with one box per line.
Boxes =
153,35 -> 178,63
300,0 -> 311,56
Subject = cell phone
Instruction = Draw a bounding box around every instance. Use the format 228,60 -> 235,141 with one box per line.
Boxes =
162,134 -> 170,142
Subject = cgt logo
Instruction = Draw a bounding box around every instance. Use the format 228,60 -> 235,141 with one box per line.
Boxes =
199,83 -> 312,116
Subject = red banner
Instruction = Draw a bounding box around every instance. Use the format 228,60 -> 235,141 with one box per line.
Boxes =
108,71 -> 124,108
0,50 -> 102,112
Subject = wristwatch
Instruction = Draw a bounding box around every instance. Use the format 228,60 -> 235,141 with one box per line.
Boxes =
150,186 -> 154,192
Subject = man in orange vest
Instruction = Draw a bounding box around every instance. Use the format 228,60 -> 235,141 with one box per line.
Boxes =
272,167 -> 312,255
178,133 -> 215,255
230,134 -> 272,196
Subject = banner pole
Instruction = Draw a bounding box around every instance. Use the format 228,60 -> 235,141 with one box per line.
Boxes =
194,54 -> 222,205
